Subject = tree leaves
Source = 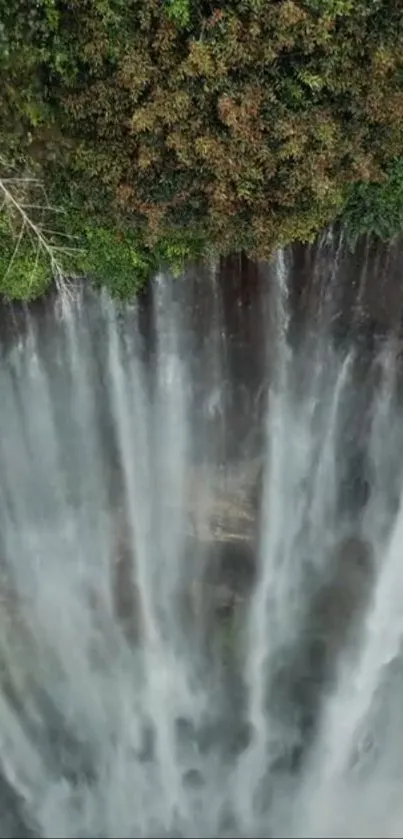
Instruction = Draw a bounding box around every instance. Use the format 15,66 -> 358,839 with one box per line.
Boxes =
1,0 -> 403,298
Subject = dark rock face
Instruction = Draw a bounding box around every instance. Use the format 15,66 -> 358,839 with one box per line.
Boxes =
258,535 -> 376,778
290,235 -> 403,340
310,536 -> 375,668
0,774 -> 35,838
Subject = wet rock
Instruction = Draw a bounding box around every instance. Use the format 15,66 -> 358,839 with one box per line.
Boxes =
0,774 -> 35,838
264,535 -> 376,775
185,462 -> 259,548
182,768 -> 204,789
313,535 -> 375,657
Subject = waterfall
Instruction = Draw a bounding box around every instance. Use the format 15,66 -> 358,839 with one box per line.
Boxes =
0,244 -> 403,837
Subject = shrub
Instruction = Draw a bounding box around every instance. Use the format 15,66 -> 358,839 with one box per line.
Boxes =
1,0 -> 403,298
341,158 -> 403,247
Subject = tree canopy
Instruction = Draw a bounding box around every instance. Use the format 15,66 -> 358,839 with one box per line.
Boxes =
1,0 -> 403,298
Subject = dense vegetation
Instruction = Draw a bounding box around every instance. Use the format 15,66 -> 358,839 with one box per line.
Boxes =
1,0 -> 403,299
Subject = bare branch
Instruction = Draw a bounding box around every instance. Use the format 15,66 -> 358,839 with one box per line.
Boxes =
19,205 -> 67,214
39,228 -> 81,240
0,177 -> 77,288
52,245 -> 83,255
0,177 -> 43,184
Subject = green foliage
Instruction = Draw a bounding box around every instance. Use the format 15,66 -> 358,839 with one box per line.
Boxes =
164,0 -> 192,29
1,0 -> 403,299
0,206 -> 208,301
75,224 -> 153,299
0,215 -> 52,300
69,210 -> 209,298
301,0 -> 383,17
341,158 -> 403,248
154,229 -> 210,276
302,0 -> 354,14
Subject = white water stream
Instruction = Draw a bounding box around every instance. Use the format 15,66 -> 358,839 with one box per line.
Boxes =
0,250 -> 402,837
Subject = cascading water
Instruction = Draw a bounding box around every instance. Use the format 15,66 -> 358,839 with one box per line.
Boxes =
0,244 -> 403,837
